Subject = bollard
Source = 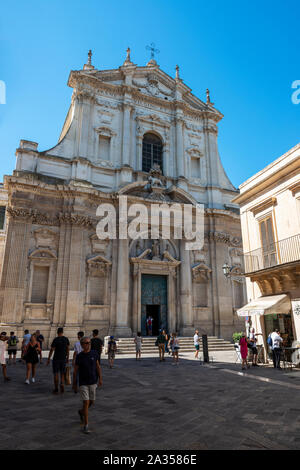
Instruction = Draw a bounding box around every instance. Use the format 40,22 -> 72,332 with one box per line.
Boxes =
202,334 -> 209,363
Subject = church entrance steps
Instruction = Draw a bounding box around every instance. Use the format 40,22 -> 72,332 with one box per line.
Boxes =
115,336 -> 234,354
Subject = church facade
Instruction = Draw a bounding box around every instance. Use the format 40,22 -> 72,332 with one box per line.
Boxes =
0,49 -> 245,345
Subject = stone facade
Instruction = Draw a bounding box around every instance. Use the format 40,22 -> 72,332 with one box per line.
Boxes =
0,50 -> 244,346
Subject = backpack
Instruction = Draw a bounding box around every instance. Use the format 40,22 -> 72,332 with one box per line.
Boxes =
267,335 -> 273,347
9,336 -> 17,346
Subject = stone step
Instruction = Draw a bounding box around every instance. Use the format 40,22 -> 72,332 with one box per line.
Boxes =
113,335 -> 234,354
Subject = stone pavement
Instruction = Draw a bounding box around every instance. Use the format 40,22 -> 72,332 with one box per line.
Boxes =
1,352 -> 300,450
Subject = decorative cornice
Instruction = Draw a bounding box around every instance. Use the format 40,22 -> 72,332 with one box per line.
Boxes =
249,197 -> 277,216
7,206 -> 96,228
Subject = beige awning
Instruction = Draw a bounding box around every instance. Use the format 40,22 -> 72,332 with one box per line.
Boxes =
237,294 -> 291,317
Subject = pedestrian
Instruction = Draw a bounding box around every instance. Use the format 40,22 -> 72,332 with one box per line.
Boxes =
146,316 -> 153,336
239,333 -> 250,370
170,332 -> 180,365
156,329 -> 166,362
72,336 -> 103,434
248,328 -> 262,367
21,329 -> 31,362
107,336 -> 117,368
271,329 -> 283,369
194,329 -> 200,359
47,327 -> 70,394
0,332 -> 10,381
35,330 -> 45,364
73,331 -> 84,366
24,334 -> 41,384
7,331 -> 19,365
90,329 -> 103,363
134,332 -> 143,360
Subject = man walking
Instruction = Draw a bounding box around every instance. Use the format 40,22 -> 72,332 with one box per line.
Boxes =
47,327 -> 70,394
271,329 -> 283,369
7,331 -> 19,365
73,336 -> 102,434
90,329 -> 103,363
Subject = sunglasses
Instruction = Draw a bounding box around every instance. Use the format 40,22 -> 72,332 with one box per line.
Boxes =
83,342 -> 90,345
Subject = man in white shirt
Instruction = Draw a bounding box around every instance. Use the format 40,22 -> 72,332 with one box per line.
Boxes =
271,329 -> 283,369
194,329 -> 200,359
73,331 -> 84,366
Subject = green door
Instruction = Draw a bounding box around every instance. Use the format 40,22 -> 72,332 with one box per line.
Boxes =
141,274 -> 168,336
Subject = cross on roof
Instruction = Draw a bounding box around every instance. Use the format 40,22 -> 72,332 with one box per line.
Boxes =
146,42 -> 160,60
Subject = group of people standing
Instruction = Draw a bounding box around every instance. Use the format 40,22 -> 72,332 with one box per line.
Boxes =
238,327 -> 285,370
134,330 -> 180,364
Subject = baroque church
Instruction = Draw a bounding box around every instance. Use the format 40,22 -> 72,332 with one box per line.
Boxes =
0,49 -> 245,346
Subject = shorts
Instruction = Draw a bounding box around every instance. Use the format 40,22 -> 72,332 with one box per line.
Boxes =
252,347 -> 258,355
194,344 -> 200,351
8,349 -> 17,356
108,351 -> 115,360
52,359 -> 66,374
135,346 -> 141,352
79,384 -> 97,401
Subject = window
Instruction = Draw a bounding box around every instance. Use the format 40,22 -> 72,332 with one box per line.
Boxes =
259,216 -> 277,268
142,133 -> 163,173
31,266 -> 49,303
0,206 -> 6,230
233,281 -> 244,309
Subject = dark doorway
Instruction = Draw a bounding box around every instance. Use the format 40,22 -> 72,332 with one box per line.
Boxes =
146,305 -> 160,336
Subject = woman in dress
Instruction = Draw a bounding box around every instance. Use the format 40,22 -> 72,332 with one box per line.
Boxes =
24,334 -> 41,384
239,333 -> 250,370
134,332 -> 143,361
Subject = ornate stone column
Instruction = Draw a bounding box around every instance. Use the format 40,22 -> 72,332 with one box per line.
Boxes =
179,239 -> 194,335
113,238 -> 132,337
175,116 -> 185,178
122,103 -> 132,167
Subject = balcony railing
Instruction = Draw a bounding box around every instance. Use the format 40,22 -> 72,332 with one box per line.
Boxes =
244,233 -> 300,273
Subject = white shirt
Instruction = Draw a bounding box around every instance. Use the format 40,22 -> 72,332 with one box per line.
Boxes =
74,341 -> 82,355
194,334 -> 200,346
271,332 -> 283,349
0,340 -> 7,365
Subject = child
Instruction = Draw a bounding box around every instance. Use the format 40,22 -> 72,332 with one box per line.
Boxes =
107,336 -> 117,369
134,332 -> 143,360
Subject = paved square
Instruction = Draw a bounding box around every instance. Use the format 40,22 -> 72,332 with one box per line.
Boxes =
1,353 -> 300,450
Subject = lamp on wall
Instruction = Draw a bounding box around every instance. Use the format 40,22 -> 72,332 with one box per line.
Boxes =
222,262 -> 231,278
222,262 -> 245,279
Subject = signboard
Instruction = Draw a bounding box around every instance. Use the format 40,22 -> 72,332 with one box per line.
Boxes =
291,300 -> 300,341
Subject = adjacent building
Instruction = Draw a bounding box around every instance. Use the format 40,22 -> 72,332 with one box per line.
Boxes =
234,143 -> 300,353
0,49 -> 244,346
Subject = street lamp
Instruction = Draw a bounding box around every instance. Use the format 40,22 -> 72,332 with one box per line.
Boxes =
222,262 -> 231,278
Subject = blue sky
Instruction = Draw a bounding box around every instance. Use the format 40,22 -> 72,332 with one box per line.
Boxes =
1,0 -> 300,188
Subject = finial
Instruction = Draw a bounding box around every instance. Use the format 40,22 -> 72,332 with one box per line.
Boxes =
83,49 -> 95,70
123,46 -> 134,66
88,50 -> 92,66
206,88 -> 212,105
146,43 -> 160,66
175,65 -> 180,79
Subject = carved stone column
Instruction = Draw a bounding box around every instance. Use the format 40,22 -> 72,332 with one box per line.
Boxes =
179,239 -> 194,335
122,103 -> 132,167
113,238 -> 132,337
175,116 -> 184,178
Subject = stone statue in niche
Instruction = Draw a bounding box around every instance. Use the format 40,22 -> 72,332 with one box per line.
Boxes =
151,239 -> 161,260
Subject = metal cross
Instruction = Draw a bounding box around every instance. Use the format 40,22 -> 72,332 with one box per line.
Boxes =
146,42 -> 160,60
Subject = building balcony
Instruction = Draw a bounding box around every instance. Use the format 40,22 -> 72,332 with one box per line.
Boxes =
244,233 -> 300,274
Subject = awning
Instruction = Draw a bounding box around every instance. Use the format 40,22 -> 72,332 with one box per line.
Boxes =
237,294 -> 291,317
